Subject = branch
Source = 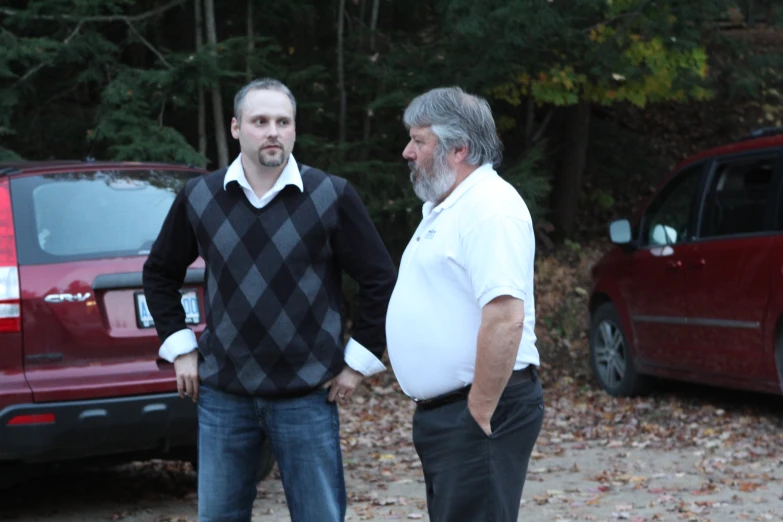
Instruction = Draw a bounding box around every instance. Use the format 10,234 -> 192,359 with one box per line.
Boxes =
29,83 -> 82,128
0,0 -> 189,23
531,107 -> 556,143
125,20 -> 172,68
14,22 -> 83,86
584,0 -> 653,33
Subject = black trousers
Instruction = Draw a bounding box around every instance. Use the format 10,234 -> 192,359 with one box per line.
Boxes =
412,375 -> 544,522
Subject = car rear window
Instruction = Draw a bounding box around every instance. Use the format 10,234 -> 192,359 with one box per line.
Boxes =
10,169 -> 199,265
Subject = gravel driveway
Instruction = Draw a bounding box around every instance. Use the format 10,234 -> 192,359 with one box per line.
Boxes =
1,374 -> 781,522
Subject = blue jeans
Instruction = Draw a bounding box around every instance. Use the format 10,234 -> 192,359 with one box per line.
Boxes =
197,384 -> 346,522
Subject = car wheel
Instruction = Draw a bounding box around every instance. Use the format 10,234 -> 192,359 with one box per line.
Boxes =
589,302 -> 649,397
775,327 -> 783,394
190,437 -> 276,484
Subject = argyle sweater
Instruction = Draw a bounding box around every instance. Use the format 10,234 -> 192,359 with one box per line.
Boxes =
142,164 -> 396,397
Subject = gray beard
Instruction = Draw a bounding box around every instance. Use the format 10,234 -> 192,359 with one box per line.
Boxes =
409,160 -> 456,204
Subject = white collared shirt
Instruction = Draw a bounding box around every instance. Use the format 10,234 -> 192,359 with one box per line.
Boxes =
386,164 -> 539,400
159,153 -> 386,376
223,152 -> 304,208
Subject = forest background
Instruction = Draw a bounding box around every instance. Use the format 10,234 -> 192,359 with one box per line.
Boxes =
2,0 -> 782,314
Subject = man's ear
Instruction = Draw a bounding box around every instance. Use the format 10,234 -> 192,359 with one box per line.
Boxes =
452,145 -> 469,164
230,117 -> 240,139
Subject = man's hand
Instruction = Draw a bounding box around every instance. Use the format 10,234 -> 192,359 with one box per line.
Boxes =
324,367 -> 363,403
174,350 -> 199,402
468,400 -> 493,436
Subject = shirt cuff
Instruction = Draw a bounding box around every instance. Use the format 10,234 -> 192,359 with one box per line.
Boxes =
344,338 -> 386,376
158,328 -> 198,363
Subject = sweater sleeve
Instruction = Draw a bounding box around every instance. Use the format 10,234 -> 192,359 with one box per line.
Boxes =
331,181 -> 397,361
142,186 -> 200,345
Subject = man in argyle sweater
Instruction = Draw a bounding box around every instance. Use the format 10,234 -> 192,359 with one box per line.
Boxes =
143,78 -> 396,522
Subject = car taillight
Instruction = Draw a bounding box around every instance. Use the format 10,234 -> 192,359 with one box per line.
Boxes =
0,178 -> 20,333
7,413 -> 55,426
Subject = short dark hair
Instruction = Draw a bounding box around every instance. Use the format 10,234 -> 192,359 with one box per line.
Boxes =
233,78 -> 297,124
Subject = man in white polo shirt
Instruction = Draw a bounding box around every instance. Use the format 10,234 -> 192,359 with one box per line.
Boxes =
386,86 -> 544,522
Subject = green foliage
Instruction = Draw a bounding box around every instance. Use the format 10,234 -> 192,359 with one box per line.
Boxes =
443,0 -> 730,109
725,51 -> 783,125
0,124 -> 22,161
502,141 -> 551,222
775,6 -> 783,26
564,239 -> 582,253
0,0 -> 780,253
91,108 -> 205,165
590,189 -> 615,212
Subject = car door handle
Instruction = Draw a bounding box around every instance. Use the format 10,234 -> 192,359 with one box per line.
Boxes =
688,258 -> 706,269
665,260 -> 682,270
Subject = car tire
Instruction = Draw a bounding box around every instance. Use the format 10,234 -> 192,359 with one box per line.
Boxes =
775,326 -> 783,394
589,302 -> 649,397
190,437 -> 276,484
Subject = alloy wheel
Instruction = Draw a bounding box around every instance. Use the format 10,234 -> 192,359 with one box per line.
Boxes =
594,320 -> 626,389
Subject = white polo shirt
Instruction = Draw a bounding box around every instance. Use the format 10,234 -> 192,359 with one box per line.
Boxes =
386,163 -> 539,400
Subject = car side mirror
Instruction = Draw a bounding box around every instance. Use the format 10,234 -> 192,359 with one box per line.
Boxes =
609,219 -> 633,245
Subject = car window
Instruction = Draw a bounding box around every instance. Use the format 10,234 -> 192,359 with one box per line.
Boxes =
642,163 -> 703,247
700,156 -> 776,238
10,169 -> 198,265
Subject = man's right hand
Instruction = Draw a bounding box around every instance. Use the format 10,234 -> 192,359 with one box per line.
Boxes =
174,350 -> 199,402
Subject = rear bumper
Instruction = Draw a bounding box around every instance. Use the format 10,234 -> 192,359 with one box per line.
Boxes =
0,393 -> 197,463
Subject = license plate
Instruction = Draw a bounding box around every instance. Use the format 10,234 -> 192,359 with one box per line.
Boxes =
135,290 -> 201,329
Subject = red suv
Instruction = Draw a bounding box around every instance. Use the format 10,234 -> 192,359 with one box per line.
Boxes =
589,128 -> 783,397
0,161 -> 272,482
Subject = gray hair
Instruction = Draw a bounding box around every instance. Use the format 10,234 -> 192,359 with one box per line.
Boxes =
233,78 -> 297,124
403,87 -> 503,168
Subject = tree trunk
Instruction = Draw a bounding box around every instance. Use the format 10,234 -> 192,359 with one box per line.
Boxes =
195,0 -> 206,159
204,0 -> 229,168
359,0 -> 367,47
361,0 -> 380,145
551,102 -> 590,239
368,0 -> 380,51
524,98 -> 535,150
337,0 -> 347,145
246,0 -> 254,82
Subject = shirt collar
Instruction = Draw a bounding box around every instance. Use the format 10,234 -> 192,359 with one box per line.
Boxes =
422,163 -> 496,217
223,153 -> 304,193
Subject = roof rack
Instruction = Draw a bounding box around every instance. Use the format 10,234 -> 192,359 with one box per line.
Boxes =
740,126 -> 783,141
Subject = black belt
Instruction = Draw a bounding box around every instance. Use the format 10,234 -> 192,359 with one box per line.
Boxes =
414,366 -> 537,411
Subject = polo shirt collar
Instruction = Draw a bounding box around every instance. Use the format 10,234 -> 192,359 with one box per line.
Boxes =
422,163 -> 495,217
223,153 -> 304,193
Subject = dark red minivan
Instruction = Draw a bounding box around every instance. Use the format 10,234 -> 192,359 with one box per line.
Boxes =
589,128 -> 783,397
0,161 -> 235,482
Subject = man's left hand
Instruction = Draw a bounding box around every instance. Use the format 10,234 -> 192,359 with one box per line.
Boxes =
468,402 -> 493,436
325,367 -> 364,403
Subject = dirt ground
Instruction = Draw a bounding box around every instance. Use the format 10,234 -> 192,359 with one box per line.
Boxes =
1,444 -> 782,522
1,377 -> 781,522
